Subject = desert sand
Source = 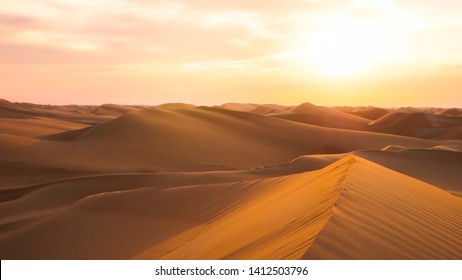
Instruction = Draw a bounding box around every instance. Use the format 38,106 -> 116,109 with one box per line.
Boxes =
0,99 -> 461,259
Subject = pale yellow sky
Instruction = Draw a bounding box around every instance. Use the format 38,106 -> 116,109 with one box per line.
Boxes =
1,0 -> 461,106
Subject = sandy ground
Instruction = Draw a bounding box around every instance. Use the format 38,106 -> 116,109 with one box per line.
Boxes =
0,99 -> 461,259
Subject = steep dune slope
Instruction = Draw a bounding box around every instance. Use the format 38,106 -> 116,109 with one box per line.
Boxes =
3,146 -> 459,236
0,157 -> 331,236
1,156 -> 461,259
0,157 -> 353,259
304,157 -> 462,259
270,148 -> 462,196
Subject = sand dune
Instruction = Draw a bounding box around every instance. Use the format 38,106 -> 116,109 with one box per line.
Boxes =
0,99 -> 37,118
0,117 -> 88,138
3,146 -> 458,237
343,106 -> 389,120
356,149 -> 462,196
0,155 -> 336,239
434,108 -> 462,117
217,103 -> 262,112
369,112 -> 462,139
0,100 -> 460,260
0,156 -> 460,259
156,103 -> 196,111
275,147 -> 462,197
32,106 -> 435,172
93,104 -> 142,116
1,99 -> 112,125
304,157 -> 462,259
218,103 -> 294,115
371,112 -> 436,128
431,143 -> 462,152
290,103 -> 366,120
278,104 -> 462,140
0,104 -> 447,187
0,156 -> 352,259
261,147 -> 462,196
274,103 -> 375,130
274,113 -> 369,130
0,160 -> 329,236
427,114 -> 462,127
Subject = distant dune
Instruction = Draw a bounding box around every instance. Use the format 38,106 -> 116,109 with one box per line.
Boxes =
344,106 -> 389,120
0,117 -> 87,138
274,102 -> 370,130
0,99 -> 460,259
93,104 -> 142,116
369,112 -> 462,139
0,99 -> 111,124
370,112 -> 435,128
3,106 -> 433,173
217,103 -> 293,115
434,108 -> 462,117
156,103 -> 196,111
0,98 -> 36,118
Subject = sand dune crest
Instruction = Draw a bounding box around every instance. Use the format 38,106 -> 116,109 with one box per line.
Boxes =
1,156 -> 461,259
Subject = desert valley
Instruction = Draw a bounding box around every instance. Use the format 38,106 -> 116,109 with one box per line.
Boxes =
0,99 -> 461,259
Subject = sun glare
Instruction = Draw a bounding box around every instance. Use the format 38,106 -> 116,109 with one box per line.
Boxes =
304,17 -> 399,77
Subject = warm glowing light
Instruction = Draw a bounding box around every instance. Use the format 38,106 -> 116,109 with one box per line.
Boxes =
304,17 -> 399,77
354,0 -> 395,12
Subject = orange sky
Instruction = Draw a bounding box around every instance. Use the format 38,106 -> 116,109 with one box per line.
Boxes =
1,0 -> 461,106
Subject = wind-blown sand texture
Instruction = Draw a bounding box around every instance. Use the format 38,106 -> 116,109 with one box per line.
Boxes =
0,100 -> 461,259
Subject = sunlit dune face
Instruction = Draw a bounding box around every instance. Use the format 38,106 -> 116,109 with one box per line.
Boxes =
304,17 -> 399,77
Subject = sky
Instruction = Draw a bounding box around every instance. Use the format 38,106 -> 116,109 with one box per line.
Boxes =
1,0 -> 462,106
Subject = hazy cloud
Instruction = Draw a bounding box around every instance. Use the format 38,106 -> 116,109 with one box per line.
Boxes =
1,0 -> 461,105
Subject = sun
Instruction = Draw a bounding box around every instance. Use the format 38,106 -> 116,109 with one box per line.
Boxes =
303,17 -> 399,77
